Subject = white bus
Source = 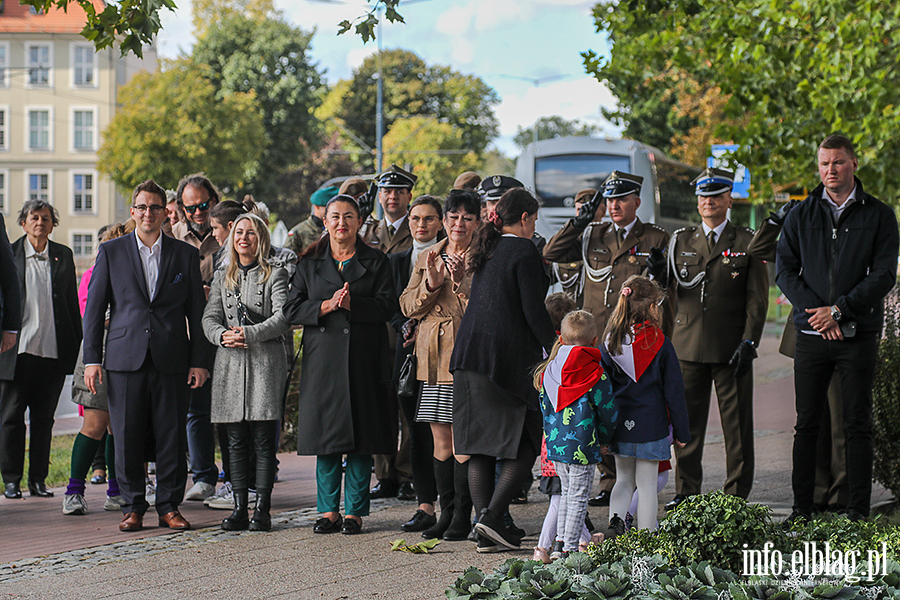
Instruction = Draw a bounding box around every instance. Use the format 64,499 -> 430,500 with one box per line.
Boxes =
515,137 -> 702,240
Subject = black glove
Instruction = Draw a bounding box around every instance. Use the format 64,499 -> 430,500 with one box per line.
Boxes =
729,340 -> 758,379
573,192 -> 603,228
646,246 -> 667,282
768,199 -> 799,225
359,182 -> 377,219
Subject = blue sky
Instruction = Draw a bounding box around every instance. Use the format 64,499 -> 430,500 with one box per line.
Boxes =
157,0 -> 621,157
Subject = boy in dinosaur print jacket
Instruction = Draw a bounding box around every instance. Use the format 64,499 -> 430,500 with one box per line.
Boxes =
535,310 -> 618,558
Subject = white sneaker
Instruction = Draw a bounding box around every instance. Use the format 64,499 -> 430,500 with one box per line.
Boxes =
248,490 -> 258,509
184,481 -> 216,501
62,493 -> 87,515
146,480 -> 156,507
204,482 -> 234,509
104,495 -> 125,511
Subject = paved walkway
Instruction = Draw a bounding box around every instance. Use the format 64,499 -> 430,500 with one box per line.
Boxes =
0,325 -> 892,599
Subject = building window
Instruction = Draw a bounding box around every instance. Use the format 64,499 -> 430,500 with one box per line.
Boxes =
28,110 -> 50,150
0,171 -> 6,213
72,233 -> 94,257
0,108 -> 6,150
28,172 -> 49,201
72,45 -> 94,87
73,110 -> 94,150
0,43 -> 8,88
73,173 -> 93,212
27,44 -> 51,86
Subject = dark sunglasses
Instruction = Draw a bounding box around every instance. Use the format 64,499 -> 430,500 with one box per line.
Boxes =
183,201 -> 211,214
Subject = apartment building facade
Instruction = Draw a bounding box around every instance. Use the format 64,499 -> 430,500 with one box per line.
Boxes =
0,0 -> 157,270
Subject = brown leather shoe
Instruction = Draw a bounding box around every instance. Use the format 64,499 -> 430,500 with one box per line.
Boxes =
119,512 -> 143,532
158,510 -> 191,531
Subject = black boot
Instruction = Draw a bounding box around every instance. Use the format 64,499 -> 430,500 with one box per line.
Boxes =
422,457 -> 454,539
249,489 -> 272,531
443,459 -> 473,541
221,489 -> 249,531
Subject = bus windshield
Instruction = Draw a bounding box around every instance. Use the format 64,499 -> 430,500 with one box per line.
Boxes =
534,154 -> 631,207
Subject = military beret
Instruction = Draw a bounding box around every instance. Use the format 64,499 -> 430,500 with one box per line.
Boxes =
453,171 -> 482,191
377,164 -> 417,189
310,185 -> 339,207
574,188 -> 601,205
475,175 -> 524,202
602,171 -> 643,198
339,177 -> 369,197
692,167 -> 734,197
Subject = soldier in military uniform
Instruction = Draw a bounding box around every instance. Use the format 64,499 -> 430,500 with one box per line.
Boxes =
543,171 -> 671,506
285,185 -> 336,256
666,168 -> 768,509
549,188 -> 604,303
361,165 -> 417,500
363,165 -> 416,255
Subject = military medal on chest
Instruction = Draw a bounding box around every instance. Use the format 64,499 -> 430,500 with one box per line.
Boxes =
626,246 -> 648,266
680,266 -> 689,279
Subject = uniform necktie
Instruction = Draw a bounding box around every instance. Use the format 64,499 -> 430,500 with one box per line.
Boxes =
617,227 -> 626,250
707,231 -> 716,252
387,223 -> 396,238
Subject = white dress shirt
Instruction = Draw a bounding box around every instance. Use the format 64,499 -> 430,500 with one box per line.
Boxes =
19,239 -> 57,358
136,231 -> 163,300
701,220 -> 728,247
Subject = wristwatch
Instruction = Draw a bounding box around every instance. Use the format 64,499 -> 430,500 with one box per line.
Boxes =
830,305 -> 842,322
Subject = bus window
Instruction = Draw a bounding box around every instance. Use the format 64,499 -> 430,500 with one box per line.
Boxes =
535,154 -> 631,207
655,156 -> 700,228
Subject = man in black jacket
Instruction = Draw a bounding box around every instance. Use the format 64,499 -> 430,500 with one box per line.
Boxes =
776,134 -> 899,523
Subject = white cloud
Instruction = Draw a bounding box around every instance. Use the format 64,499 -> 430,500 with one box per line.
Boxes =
346,46 -> 377,72
492,76 -> 622,155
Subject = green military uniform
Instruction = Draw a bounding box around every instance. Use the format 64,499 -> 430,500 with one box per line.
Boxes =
285,216 -> 323,256
362,218 -> 412,255
543,219 -> 672,335
669,220 -> 768,499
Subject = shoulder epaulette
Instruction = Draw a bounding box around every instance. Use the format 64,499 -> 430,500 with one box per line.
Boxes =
646,223 -> 667,233
673,226 -> 696,235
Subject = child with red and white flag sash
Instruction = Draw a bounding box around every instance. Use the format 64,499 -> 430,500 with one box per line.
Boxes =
534,310 -> 617,559
599,275 -> 690,538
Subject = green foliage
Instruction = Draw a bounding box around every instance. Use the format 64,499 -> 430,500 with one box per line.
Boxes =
659,491 -> 783,572
873,293 -> 900,499
191,13 -> 325,202
588,527 -> 674,565
585,0 -> 900,203
390,538 -> 441,553
445,566 -> 504,600
22,0 -> 174,57
513,116 -> 602,150
319,49 -> 499,171
337,0 -> 405,43
97,59 -> 265,193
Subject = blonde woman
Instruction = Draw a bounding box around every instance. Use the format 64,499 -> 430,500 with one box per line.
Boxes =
203,213 -> 290,531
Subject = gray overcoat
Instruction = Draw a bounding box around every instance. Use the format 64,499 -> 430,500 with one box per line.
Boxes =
203,264 -> 291,423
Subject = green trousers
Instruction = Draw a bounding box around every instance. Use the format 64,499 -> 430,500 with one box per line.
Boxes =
316,453 -> 373,516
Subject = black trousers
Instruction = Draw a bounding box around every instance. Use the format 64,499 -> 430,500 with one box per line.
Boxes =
792,332 -> 878,516
226,420 -> 277,492
0,354 -> 67,485
107,353 -> 189,516
397,382 -> 436,505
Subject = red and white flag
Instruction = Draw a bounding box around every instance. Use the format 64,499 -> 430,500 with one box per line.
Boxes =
606,322 -> 664,383
542,345 -> 605,413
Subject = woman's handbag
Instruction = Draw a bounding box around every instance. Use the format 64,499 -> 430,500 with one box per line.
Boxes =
397,352 -> 418,397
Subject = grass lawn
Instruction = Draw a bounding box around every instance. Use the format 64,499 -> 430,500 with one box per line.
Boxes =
22,433 -> 76,488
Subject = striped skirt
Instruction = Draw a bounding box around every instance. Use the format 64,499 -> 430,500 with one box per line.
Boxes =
415,383 -> 454,424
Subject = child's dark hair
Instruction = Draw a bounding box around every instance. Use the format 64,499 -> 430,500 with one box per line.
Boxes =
544,292 -> 577,332
467,187 -> 539,272
603,275 -> 665,355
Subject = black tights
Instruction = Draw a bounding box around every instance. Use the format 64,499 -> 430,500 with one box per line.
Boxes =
468,435 -> 536,518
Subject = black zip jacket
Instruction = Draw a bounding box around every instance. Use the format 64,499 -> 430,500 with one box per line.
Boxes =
775,178 -> 898,334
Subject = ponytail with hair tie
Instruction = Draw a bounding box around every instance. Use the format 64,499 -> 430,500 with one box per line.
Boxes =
488,210 -> 503,229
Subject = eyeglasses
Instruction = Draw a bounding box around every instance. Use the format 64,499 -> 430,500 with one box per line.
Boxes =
409,216 -> 439,225
133,205 -> 165,215
183,201 -> 211,214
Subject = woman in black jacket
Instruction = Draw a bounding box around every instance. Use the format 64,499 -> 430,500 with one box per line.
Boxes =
282,195 -> 397,536
449,188 -> 556,551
